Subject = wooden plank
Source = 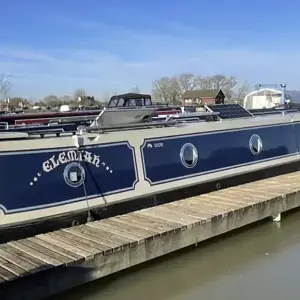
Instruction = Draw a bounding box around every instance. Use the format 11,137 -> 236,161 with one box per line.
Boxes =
111,216 -> 160,236
193,194 -> 239,208
174,197 -> 224,212
172,199 -> 225,216
0,256 -> 27,277
39,233 -> 95,259
138,207 -> 193,225
88,222 -> 142,245
51,231 -> 105,255
235,186 -> 282,198
102,217 -> 156,238
222,190 -> 265,204
8,240 -> 63,266
226,185 -> 262,196
0,265 -> 17,281
265,179 -> 297,187
67,226 -> 123,251
132,212 -> 183,232
201,194 -> 246,209
27,236 -> 84,263
192,197 -> 243,212
58,230 -> 109,254
0,244 -> 49,271
250,185 -> 289,195
186,199 -> 238,216
0,247 -> 38,273
84,224 -> 134,247
210,191 -> 258,205
63,227 -> 118,253
155,205 -> 202,223
166,200 -> 215,216
17,239 -> 73,266
167,201 -> 216,220
118,214 -> 174,234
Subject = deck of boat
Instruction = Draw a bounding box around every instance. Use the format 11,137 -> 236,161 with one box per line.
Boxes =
1,170 -> 300,299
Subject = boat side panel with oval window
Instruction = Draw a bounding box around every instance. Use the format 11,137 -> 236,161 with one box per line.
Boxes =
141,123 -> 297,185
180,143 -> 198,168
0,142 -> 138,213
249,134 -> 263,155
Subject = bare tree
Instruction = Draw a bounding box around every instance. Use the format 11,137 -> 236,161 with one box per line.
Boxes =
152,77 -> 172,103
0,73 -> 12,99
152,76 -> 181,104
59,95 -> 73,104
43,95 -> 60,106
74,88 -> 86,102
198,74 -> 238,100
177,73 -> 200,97
153,73 -> 244,104
233,80 -> 250,103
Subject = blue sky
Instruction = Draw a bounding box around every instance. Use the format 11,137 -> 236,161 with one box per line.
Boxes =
1,0 -> 300,99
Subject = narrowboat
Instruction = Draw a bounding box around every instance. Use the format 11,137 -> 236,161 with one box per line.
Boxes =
1,103 -> 300,237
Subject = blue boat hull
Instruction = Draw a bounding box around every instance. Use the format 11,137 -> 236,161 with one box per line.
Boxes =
141,123 -> 299,185
0,142 -> 138,214
1,118 -> 300,231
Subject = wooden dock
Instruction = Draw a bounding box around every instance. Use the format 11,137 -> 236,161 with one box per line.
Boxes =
2,170 -> 300,299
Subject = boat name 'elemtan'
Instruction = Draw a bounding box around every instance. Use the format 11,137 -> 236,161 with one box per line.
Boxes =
42,150 -> 100,172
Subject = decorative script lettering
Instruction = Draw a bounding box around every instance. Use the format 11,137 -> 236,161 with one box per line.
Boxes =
42,150 -> 100,172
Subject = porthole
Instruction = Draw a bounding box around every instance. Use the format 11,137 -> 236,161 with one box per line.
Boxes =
63,162 -> 86,187
180,143 -> 198,168
249,134 -> 263,155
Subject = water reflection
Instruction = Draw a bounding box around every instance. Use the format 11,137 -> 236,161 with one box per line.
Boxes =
52,209 -> 300,300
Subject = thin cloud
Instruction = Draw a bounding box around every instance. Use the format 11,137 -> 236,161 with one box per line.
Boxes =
1,16 -> 300,98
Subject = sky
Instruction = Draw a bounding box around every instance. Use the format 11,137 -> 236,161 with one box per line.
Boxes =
1,0 -> 300,99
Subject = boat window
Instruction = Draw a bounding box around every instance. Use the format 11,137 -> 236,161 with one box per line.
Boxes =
249,134 -> 263,155
107,99 -> 118,108
145,98 -> 152,106
126,99 -> 135,106
134,99 -> 143,106
63,162 -> 86,187
117,98 -> 125,107
180,143 -> 198,168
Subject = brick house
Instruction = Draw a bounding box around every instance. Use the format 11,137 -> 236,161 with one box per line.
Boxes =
181,89 -> 225,106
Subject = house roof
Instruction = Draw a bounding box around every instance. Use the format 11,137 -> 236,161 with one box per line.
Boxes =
182,89 -> 221,99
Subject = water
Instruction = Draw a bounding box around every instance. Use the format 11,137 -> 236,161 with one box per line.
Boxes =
52,209 -> 300,300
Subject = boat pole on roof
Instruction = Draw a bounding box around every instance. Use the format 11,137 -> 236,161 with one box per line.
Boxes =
280,83 -> 286,105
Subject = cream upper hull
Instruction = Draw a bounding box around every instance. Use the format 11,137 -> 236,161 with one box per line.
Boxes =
0,113 -> 299,227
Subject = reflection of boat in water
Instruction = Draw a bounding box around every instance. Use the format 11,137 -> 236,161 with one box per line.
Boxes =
1,102 -> 300,235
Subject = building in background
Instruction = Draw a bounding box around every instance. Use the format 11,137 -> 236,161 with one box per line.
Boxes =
244,87 -> 300,109
181,89 -> 225,106
243,88 -> 282,109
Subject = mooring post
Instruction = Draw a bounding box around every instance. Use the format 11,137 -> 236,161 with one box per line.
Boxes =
272,213 -> 281,222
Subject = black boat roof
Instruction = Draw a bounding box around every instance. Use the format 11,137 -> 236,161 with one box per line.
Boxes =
109,93 -> 151,101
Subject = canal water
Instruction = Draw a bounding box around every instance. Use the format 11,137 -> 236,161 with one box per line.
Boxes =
51,209 -> 300,300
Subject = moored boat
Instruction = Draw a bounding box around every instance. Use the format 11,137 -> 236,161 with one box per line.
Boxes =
90,92 -> 181,127
0,93 -> 180,134
1,103 -> 300,237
